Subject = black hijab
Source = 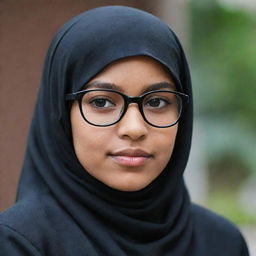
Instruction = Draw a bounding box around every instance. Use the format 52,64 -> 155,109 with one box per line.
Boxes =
17,6 -> 194,255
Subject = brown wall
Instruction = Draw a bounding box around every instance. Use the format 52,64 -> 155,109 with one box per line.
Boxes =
0,0 -> 162,211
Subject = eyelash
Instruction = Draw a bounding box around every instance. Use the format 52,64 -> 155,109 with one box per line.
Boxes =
89,97 -> 115,107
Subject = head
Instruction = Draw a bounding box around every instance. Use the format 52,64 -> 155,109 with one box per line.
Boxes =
59,6 -> 192,193
70,55 -> 181,191
18,6 -> 192,201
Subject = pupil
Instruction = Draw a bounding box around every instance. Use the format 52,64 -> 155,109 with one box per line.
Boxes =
95,99 -> 106,107
149,98 -> 160,107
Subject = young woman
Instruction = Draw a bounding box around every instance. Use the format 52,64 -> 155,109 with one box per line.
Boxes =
0,6 -> 249,256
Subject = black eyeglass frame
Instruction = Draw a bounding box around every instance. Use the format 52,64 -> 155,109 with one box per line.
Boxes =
66,89 -> 189,128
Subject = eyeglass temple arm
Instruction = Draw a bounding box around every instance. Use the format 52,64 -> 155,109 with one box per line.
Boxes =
65,93 -> 79,101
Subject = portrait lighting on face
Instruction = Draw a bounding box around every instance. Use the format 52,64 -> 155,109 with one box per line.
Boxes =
69,56 -> 182,192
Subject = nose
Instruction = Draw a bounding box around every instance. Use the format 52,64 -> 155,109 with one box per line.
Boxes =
117,104 -> 148,141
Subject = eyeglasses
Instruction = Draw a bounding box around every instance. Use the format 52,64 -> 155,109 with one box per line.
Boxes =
66,89 -> 189,128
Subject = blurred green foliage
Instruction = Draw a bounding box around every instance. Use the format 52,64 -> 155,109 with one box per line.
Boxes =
189,0 -> 256,130
189,0 -> 256,223
189,0 -> 256,172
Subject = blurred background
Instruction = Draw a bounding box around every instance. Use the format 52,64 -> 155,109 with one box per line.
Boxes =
0,0 -> 255,254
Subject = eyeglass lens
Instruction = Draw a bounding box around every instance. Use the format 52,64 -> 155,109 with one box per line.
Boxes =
80,90 -> 182,127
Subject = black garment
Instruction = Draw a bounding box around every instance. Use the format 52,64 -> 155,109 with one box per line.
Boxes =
0,194 -> 249,256
0,6 -> 249,256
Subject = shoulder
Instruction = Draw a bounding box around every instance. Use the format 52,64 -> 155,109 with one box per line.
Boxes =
0,193 -> 96,255
190,204 -> 249,256
0,192 -> 65,255
191,203 -> 240,235
0,224 -> 42,255
0,192 -> 56,234
0,193 -> 53,255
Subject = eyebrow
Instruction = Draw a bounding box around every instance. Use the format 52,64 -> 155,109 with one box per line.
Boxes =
84,81 -> 176,93
85,81 -> 122,91
143,82 -> 176,93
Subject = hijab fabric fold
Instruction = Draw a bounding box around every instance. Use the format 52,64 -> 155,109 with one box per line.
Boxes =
17,6 -> 194,255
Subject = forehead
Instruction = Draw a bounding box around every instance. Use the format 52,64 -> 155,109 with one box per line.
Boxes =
85,56 -> 175,94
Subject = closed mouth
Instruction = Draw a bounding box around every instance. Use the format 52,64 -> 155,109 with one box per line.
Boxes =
108,148 -> 153,167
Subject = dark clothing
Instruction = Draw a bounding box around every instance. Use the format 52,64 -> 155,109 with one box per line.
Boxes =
0,6 -> 249,255
0,192 -> 248,255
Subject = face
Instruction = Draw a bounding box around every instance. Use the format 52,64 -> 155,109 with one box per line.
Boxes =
71,56 -> 178,191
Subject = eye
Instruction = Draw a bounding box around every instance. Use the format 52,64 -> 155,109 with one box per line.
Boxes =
89,98 -> 115,108
145,97 -> 169,108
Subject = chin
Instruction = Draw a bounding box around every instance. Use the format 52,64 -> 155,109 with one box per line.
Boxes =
107,180 -> 152,192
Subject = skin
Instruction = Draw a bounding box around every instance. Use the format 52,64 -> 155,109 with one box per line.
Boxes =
71,56 -> 178,191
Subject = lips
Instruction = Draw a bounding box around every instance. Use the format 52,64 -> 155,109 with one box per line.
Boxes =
108,148 -> 153,167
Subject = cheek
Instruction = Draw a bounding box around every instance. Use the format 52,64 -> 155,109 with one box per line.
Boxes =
156,126 -> 178,165
70,104 -> 105,168
72,124 -> 110,167
71,106 -> 118,176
